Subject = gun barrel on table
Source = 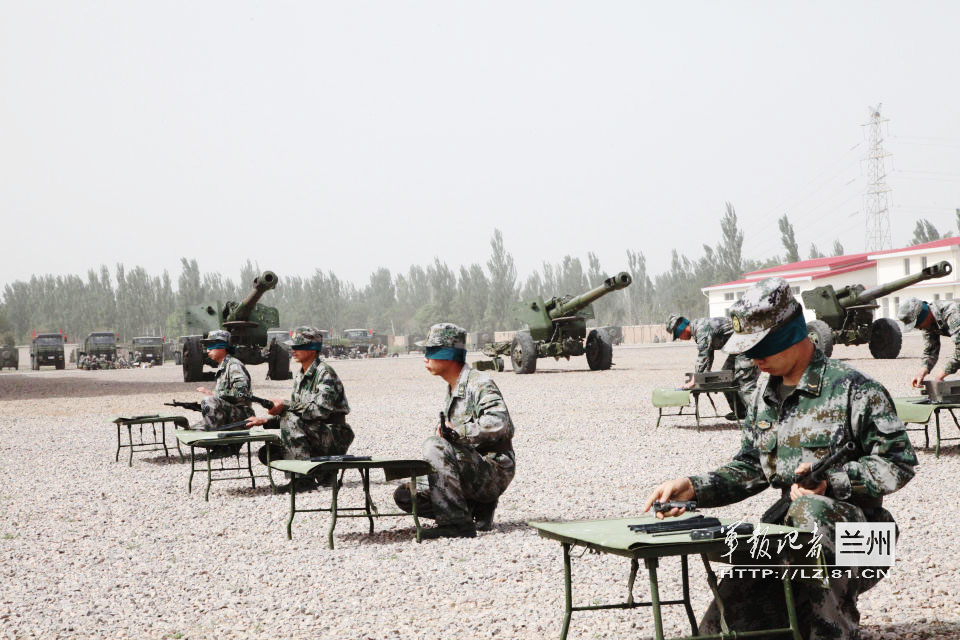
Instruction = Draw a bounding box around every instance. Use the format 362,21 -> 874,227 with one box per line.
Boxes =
164,399 -> 202,412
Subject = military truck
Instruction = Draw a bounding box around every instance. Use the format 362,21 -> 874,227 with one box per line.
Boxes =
131,336 -> 164,365
79,331 -> 118,362
180,270 -> 292,381
802,260 -> 952,359
342,328 -> 387,357
30,332 -> 65,370
0,336 -> 18,370
479,272 -> 632,374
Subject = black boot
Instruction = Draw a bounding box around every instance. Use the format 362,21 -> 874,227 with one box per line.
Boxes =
472,500 -> 498,532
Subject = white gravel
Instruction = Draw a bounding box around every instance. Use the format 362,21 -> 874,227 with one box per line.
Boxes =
1,336 -> 959,639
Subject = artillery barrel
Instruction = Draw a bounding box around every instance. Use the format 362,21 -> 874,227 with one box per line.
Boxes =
230,271 -> 278,321
551,272 -> 632,318
848,261 -> 952,306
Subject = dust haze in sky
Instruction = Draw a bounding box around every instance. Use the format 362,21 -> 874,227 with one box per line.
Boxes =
2,1 -> 958,289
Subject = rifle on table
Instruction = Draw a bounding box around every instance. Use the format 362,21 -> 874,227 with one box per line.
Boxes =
166,395 -> 277,412
760,441 -> 858,524
628,515 -> 722,535
165,399 -> 201,412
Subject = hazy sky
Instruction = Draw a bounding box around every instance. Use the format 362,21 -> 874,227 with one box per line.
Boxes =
2,2 -> 958,290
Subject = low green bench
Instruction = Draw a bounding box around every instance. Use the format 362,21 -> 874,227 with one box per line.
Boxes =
894,397 -> 960,457
270,458 -> 433,549
112,415 -> 189,466
174,428 -> 282,500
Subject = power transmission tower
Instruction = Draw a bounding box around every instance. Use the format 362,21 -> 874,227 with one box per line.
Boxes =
863,104 -> 892,251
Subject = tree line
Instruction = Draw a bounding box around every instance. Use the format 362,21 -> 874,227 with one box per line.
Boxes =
1,206 -> 955,345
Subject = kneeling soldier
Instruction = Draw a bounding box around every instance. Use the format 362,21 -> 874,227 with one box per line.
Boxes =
194,329 -> 254,429
394,323 -> 516,539
247,327 -> 353,488
647,279 -> 916,639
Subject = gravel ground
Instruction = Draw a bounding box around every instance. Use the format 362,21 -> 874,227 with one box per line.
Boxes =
2,335 -> 959,639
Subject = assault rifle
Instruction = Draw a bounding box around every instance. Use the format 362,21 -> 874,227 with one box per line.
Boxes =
165,395 -> 276,412
760,441 -> 858,524
438,411 -> 460,443
653,500 -> 697,513
628,515 -> 722,535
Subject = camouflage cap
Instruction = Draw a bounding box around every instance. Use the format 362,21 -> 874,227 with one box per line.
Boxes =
897,297 -> 925,329
286,326 -> 324,349
417,323 -> 467,349
665,314 -> 688,340
723,277 -> 803,354
202,329 -> 232,346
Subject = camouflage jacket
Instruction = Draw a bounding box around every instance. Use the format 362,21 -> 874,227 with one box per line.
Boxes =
692,317 -> 734,373
690,348 -> 916,510
443,364 -> 515,459
920,300 -> 960,374
213,354 -> 252,406
285,358 -> 350,422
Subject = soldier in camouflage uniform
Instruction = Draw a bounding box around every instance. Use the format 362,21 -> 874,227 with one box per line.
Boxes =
666,313 -> 760,419
247,327 -> 353,489
194,329 -> 255,429
647,279 -> 917,640
393,323 -> 515,539
897,296 -> 960,388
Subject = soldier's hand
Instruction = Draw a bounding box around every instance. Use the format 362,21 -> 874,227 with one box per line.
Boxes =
790,462 -> 827,500
246,416 -> 268,427
643,478 -> 695,519
196,386 -> 212,396
932,369 -> 948,383
267,399 -> 284,416
910,370 -> 928,388
681,379 -> 695,390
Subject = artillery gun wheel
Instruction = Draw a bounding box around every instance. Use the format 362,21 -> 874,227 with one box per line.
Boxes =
869,318 -> 902,359
182,337 -> 205,382
585,328 -> 614,371
510,332 -> 537,374
806,320 -> 834,357
267,342 -> 292,380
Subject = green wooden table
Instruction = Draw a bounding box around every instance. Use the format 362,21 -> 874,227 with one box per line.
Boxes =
530,515 -> 813,640
270,458 -> 434,549
893,397 -> 960,457
112,415 -> 189,466
174,428 -> 282,501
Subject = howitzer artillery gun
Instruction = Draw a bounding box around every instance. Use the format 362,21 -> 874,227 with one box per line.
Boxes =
479,272 -> 632,374
181,271 -> 292,382
802,260 -> 952,359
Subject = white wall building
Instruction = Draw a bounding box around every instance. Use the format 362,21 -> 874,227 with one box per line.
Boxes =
702,237 -> 960,321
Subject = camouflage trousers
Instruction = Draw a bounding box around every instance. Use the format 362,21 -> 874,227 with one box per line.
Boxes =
278,414 -> 354,460
720,354 -> 760,417
700,494 -> 893,640
394,436 -> 515,526
199,396 -> 254,429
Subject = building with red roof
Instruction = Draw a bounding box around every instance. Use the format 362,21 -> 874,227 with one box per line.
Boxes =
702,236 -> 960,321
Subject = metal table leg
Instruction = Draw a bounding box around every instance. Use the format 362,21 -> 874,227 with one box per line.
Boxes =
561,542 -> 573,640
127,425 -> 134,466
328,474 -> 340,549
188,446 -> 196,493
246,442 -> 255,489
782,575 -> 802,640
160,422 -> 170,460
936,410 -> 942,458
680,554 -> 698,635
362,469 -> 375,534
645,557 -> 665,640
693,393 -> 701,431
205,449 -> 213,502
286,478 -> 296,540
115,423 -> 122,462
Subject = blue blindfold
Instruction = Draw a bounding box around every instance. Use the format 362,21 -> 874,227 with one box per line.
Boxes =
743,313 -> 808,359
425,346 -> 467,362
